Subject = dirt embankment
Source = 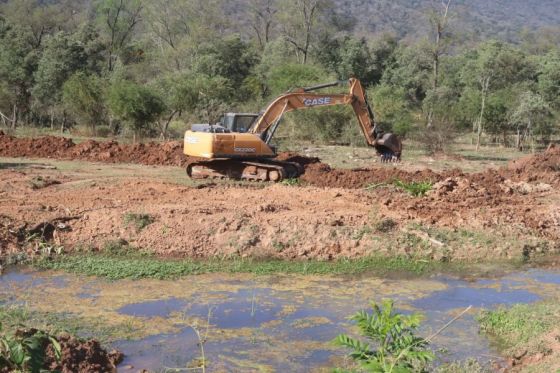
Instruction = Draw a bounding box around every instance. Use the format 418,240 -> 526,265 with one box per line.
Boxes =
0,132 -> 191,167
1,133 -> 559,262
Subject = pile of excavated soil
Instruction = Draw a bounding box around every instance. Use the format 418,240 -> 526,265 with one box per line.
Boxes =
2,133 -> 560,189
507,145 -> 560,185
47,333 -> 123,373
0,132 -> 191,167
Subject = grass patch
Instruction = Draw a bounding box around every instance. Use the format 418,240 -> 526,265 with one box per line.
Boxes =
123,212 -> 155,231
394,180 -> 433,197
0,304 -> 134,343
477,300 -> 558,351
281,178 -> 300,186
31,253 -> 450,280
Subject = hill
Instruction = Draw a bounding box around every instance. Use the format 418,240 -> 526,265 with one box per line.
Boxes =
333,0 -> 560,42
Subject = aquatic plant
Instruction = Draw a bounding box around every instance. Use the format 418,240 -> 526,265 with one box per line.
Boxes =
334,299 -> 434,372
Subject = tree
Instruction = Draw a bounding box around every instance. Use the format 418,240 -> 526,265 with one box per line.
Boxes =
382,42 -> 433,105
97,0 -> 143,71
62,72 -> 106,134
249,0 -> 277,50
265,63 -> 329,95
538,50 -> 560,111
194,35 -> 259,101
460,41 -> 534,150
482,91 -> 510,145
142,0 -> 226,72
316,36 -> 379,85
426,0 -> 453,128
1,0 -> 69,49
107,79 -> 165,141
278,0 -> 332,64
0,24 -> 38,128
510,91 -> 553,151
33,33 -> 88,107
371,84 -> 413,137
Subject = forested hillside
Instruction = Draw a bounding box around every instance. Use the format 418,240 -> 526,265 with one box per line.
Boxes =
333,0 -> 560,42
0,0 -> 558,152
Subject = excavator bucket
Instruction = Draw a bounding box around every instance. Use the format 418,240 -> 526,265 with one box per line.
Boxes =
374,133 -> 402,163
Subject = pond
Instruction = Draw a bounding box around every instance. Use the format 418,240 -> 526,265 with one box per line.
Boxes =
1,268 -> 559,372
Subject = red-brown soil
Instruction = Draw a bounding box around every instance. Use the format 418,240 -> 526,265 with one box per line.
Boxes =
1,133 -> 559,262
2,132 -> 560,189
47,333 -> 123,373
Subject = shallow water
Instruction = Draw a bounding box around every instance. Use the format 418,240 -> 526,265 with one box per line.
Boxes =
1,268 -> 559,372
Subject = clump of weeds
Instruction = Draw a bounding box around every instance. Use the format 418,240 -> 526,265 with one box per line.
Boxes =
394,180 -> 433,197
352,226 -> 372,240
281,178 -> 300,186
374,218 -> 398,233
123,212 -> 155,232
28,176 -> 61,190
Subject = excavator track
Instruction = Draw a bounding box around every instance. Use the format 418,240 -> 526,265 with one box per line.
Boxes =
186,159 -> 304,182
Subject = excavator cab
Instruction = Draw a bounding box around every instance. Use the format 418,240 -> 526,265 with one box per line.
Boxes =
220,113 -> 259,133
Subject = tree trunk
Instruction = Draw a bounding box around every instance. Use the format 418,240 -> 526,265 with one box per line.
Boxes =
476,77 -> 490,151
60,111 -> 67,134
427,0 -> 452,128
50,110 -> 55,130
12,104 -> 18,129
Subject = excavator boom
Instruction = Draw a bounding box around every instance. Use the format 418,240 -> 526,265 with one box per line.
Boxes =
184,78 -> 402,181
249,78 -> 402,160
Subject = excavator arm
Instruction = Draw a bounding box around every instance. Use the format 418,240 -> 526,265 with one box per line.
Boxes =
250,78 -> 402,161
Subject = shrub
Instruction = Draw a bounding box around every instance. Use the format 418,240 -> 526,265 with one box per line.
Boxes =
123,213 -> 155,232
334,299 -> 433,372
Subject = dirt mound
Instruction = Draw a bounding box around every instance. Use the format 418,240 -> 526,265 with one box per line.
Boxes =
48,333 -> 123,373
275,151 -> 321,166
0,132 -> 191,167
506,145 -> 560,185
300,163 -> 446,189
2,133 -> 559,189
0,133 -> 74,158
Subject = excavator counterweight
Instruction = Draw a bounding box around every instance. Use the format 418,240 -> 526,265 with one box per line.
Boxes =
184,78 -> 402,181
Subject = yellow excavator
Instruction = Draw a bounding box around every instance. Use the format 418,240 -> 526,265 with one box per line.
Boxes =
183,78 -> 402,181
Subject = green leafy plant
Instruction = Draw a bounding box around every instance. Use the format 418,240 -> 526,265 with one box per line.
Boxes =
394,180 -> 433,197
0,324 -> 61,373
281,178 -> 300,186
334,299 -> 434,373
123,213 -> 155,232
